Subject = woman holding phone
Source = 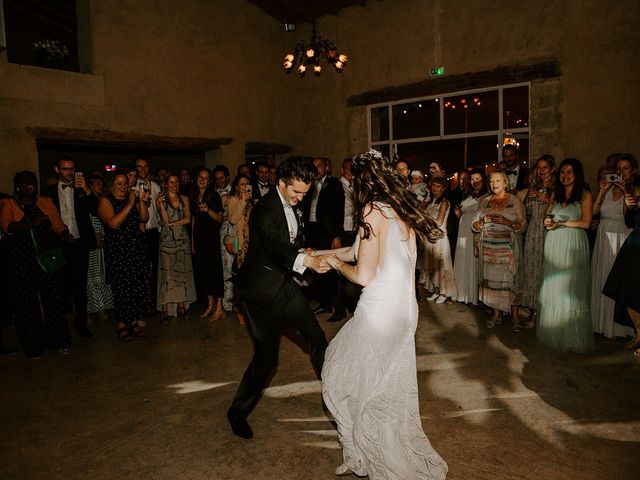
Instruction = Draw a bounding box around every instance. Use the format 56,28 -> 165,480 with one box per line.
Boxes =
190,167 -> 225,322
591,154 -> 637,338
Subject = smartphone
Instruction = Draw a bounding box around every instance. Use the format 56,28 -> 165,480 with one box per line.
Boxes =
75,171 -> 83,181
605,173 -> 622,183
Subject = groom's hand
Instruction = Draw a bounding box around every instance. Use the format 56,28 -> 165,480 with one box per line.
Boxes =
303,254 -> 331,273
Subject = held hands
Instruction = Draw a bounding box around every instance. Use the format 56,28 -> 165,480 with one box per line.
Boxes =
156,192 -> 166,208
624,193 -> 638,208
304,254 -> 331,274
75,175 -> 89,193
139,189 -> 150,204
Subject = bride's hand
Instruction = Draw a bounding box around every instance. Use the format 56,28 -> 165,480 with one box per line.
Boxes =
326,255 -> 341,269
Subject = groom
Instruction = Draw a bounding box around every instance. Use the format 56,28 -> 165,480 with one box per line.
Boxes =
228,156 -> 330,439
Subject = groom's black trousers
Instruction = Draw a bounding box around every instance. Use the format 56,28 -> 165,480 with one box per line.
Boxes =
229,280 -> 328,418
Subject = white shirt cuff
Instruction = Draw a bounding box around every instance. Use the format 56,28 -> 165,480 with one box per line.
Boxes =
293,253 -> 307,274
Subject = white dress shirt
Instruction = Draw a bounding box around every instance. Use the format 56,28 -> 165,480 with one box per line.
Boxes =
276,186 -> 307,274
340,176 -> 355,232
309,176 -> 325,223
505,165 -> 520,191
58,182 -> 80,238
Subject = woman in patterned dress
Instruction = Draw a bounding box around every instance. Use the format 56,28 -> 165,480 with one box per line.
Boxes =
98,171 -> 152,340
519,155 -> 555,328
472,171 -> 527,330
86,174 -> 113,318
156,174 -> 197,323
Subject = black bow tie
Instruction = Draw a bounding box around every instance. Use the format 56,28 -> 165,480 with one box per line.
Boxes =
61,183 -> 74,189
259,182 -> 268,188
505,170 -> 518,175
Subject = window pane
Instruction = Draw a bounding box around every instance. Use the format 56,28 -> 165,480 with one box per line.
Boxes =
3,0 -> 80,72
370,107 -> 389,142
392,99 -> 439,139
444,90 -> 498,135
503,86 -> 529,129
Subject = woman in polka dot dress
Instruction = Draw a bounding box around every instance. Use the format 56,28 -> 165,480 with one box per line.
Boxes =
98,171 -> 152,340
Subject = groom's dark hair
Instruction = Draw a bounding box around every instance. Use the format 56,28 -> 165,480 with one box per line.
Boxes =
278,156 -> 316,185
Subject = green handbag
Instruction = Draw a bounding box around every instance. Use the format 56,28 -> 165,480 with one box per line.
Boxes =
29,227 -> 67,274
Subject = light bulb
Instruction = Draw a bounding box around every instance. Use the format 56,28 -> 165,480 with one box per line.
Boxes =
283,61 -> 293,69
306,49 -> 315,58
335,61 -> 343,70
338,54 -> 348,63
298,64 -> 306,74
314,64 -> 321,73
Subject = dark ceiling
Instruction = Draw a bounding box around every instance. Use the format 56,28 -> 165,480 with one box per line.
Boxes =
248,0 -> 368,24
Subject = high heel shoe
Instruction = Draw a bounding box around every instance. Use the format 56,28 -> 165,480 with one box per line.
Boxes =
623,336 -> 640,350
177,306 -> 190,320
200,306 -> 214,318
209,310 -> 225,322
235,311 -> 247,326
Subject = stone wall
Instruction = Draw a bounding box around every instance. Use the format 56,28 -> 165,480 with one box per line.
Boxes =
1,0 -> 638,193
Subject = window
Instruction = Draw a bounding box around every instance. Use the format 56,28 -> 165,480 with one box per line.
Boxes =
368,84 -> 530,175
2,0 -> 83,72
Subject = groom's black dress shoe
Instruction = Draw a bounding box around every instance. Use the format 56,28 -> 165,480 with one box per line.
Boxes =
227,410 -> 253,439
313,305 -> 332,315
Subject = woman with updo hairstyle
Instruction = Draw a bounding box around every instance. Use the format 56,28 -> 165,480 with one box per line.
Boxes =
97,169 -> 152,340
472,170 -> 527,330
453,167 -> 486,305
538,158 -> 594,353
419,177 -> 457,303
519,154 -> 555,328
591,153 -> 637,339
314,150 -> 447,478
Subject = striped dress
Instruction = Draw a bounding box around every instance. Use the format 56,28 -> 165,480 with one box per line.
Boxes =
87,214 -> 114,314
473,193 -> 527,313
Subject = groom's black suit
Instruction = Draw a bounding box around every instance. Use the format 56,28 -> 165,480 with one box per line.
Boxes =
229,188 -> 328,428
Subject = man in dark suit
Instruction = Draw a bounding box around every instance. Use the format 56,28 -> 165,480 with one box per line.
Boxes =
227,156 -> 330,439
304,157 -> 346,321
502,145 -> 529,192
42,156 -> 97,338
251,160 -> 273,202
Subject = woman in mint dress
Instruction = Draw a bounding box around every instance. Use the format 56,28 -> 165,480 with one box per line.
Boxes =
538,158 -> 594,353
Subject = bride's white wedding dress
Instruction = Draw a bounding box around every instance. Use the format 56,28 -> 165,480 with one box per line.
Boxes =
322,204 -> 448,479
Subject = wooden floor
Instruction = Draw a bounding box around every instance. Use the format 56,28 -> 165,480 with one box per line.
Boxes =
1,300 -> 638,479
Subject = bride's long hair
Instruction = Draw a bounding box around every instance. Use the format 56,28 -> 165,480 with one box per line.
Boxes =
351,150 -> 442,243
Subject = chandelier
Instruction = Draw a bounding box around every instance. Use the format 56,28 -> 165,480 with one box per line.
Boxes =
283,19 -> 348,77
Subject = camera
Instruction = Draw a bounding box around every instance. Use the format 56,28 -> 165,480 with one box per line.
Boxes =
605,173 -> 622,183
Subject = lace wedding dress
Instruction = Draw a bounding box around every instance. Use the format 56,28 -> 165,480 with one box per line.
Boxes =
322,204 -> 448,479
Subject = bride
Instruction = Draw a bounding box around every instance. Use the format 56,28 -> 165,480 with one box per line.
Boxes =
315,150 -> 448,479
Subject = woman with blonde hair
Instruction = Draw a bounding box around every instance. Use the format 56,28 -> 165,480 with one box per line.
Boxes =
472,171 -> 527,330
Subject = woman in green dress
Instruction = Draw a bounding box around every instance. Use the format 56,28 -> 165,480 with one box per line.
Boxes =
538,158 -> 594,353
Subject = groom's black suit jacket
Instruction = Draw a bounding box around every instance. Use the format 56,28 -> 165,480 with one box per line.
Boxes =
235,188 -> 305,307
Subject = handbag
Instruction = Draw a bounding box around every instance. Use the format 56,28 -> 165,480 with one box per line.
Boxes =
221,220 -> 239,255
29,228 -> 67,274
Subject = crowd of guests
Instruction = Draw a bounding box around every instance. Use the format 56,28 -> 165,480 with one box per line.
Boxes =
0,148 -> 638,359
398,147 -> 639,356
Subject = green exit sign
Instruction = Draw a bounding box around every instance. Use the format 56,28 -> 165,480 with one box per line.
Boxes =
430,67 -> 444,77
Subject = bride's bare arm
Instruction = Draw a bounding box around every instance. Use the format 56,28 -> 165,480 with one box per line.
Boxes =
309,237 -> 359,262
329,208 -> 384,287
